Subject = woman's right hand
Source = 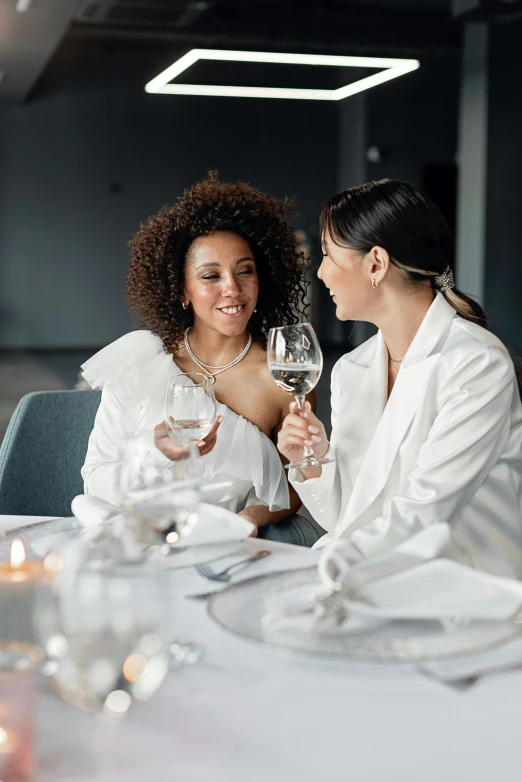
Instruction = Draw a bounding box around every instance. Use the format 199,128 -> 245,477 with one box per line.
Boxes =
277,400 -> 329,464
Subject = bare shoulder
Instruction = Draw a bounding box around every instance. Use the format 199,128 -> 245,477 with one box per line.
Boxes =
248,342 -> 286,396
249,342 -> 294,424
249,342 -> 316,425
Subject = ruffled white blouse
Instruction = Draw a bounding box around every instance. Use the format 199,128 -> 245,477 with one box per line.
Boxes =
80,331 -> 289,513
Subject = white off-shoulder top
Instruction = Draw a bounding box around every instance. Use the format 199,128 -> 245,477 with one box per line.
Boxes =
80,331 -> 289,513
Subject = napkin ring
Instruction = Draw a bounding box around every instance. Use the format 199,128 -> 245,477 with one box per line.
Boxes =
314,582 -> 347,625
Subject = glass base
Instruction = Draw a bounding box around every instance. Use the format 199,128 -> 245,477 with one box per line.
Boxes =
284,456 -> 333,470
169,640 -> 202,669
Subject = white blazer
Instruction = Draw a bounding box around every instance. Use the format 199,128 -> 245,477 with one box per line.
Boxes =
292,293 -> 522,577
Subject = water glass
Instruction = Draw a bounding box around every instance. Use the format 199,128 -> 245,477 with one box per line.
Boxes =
41,546 -> 171,718
118,431 -> 201,552
165,372 -> 217,444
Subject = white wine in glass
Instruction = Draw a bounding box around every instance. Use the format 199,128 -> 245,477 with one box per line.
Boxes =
267,323 -> 330,470
165,372 -> 217,444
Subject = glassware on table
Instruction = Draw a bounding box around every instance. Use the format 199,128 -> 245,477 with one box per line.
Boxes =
116,431 -> 203,669
267,323 -> 330,470
118,430 -> 202,552
165,372 -> 217,445
0,641 -> 44,782
39,546 -> 171,718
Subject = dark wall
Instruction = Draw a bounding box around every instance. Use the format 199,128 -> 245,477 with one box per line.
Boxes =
0,38 -> 338,348
365,53 -> 460,194
317,53 -> 461,350
485,19 -> 522,357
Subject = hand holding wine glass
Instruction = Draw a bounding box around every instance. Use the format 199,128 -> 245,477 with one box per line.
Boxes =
165,372 -> 218,447
154,417 -> 222,459
277,399 -> 329,466
268,323 -> 332,470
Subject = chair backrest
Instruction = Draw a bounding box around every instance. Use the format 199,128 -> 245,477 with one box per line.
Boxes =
0,390 -> 101,517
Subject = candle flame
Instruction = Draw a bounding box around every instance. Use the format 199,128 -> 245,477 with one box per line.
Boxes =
10,539 -> 26,569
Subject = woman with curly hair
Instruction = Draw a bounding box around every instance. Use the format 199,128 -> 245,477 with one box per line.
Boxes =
80,171 -> 311,535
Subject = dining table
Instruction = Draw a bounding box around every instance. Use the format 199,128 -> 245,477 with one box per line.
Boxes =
1,514 -> 522,782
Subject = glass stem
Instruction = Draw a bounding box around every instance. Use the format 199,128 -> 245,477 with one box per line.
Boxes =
295,396 -> 314,460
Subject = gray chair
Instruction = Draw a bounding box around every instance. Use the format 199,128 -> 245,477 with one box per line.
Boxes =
0,389 -> 323,546
0,390 -> 101,517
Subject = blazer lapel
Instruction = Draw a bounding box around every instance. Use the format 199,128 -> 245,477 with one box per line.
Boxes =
337,293 -> 456,537
337,333 -> 388,489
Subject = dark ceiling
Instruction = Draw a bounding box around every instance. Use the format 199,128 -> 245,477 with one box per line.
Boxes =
71,1 -> 458,56
4,0 -> 520,104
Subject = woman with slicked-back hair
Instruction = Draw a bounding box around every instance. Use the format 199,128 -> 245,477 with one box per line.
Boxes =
278,179 -> 522,576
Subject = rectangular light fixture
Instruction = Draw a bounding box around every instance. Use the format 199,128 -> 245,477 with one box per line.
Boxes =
145,49 -> 420,101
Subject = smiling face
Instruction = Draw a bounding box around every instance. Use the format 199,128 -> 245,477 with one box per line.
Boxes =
318,231 -> 372,321
183,231 -> 259,336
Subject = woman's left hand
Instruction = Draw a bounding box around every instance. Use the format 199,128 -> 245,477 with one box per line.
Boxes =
195,415 -> 223,456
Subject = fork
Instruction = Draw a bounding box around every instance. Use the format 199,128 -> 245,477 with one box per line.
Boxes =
195,550 -> 271,582
421,660 -> 522,690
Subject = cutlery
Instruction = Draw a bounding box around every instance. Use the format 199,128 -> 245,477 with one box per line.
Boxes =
422,659 -> 522,689
186,590 -> 221,600
195,550 -> 271,582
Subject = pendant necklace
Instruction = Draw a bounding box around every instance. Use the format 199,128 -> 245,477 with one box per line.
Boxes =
183,328 -> 252,384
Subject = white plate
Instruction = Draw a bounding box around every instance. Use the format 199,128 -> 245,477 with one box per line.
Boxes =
208,568 -> 522,662
160,540 -> 244,570
0,517 -> 81,557
0,508 -> 248,569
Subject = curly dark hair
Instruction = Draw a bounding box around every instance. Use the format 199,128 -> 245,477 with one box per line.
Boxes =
127,170 -> 308,354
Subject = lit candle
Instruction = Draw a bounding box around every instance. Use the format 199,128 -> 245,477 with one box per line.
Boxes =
0,540 -> 44,643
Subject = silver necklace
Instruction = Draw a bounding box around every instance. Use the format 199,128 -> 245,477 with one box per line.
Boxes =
183,328 -> 252,384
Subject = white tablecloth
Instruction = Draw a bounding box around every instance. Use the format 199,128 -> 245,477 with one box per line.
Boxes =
2,515 -> 522,782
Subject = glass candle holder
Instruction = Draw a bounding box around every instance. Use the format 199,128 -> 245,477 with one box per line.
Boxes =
0,641 -> 44,781
0,541 -> 45,643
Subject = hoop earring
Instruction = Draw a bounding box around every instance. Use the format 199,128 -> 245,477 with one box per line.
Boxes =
371,279 -> 378,289
182,301 -> 189,310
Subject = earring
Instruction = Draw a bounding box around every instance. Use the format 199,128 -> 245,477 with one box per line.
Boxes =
371,279 -> 378,289
254,309 -> 257,313
182,301 -> 189,310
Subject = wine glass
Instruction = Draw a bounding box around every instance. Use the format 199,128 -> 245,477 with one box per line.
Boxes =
165,372 -> 217,445
267,323 -> 330,470
118,430 -> 201,551
117,431 -> 203,668
37,544 -> 171,718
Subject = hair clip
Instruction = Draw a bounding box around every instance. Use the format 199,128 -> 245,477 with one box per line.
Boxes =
433,266 -> 455,292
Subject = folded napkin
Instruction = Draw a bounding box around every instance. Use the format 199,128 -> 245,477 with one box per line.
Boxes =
71,494 -> 254,547
71,494 -> 121,528
263,524 -> 522,637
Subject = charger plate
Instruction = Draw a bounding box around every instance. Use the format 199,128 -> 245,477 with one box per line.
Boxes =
0,516 -> 243,570
207,567 -> 522,662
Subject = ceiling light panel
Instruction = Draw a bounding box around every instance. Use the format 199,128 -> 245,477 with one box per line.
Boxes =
145,49 -> 420,101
